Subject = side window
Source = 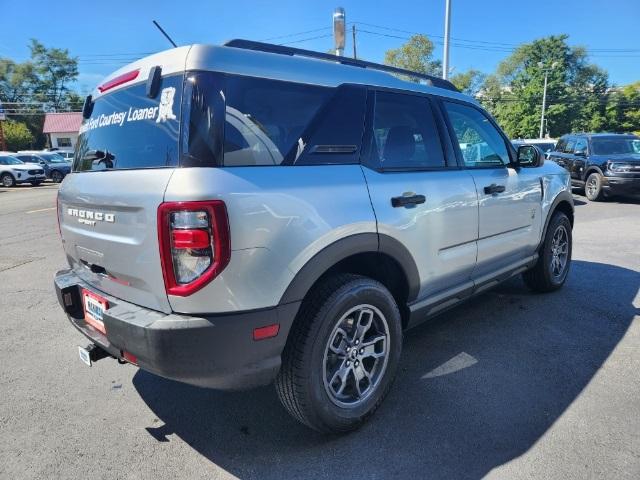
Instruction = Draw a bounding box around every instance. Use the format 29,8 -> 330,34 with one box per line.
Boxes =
555,138 -> 567,152
223,76 -> 331,166
564,138 -> 576,153
443,101 -> 509,167
573,138 -> 587,154
368,91 -> 445,169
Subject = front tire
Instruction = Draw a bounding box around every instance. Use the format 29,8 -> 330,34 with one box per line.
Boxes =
276,274 -> 402,433
585,172 -> 605,201
50,170 -> 63,183
1,173 -> 16,188
523,211 -> 572,292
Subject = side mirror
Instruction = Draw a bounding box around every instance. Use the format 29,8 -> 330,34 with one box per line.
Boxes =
574,149 -> 586,157
516,145 -> 543,168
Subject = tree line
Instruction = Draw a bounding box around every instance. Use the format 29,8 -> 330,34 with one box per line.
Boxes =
384,34 -> 640,138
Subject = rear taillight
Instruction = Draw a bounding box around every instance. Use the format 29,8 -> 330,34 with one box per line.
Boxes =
158,201 -> 230,296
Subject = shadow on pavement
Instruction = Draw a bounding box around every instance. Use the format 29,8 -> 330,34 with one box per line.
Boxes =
133,260 -> 639,479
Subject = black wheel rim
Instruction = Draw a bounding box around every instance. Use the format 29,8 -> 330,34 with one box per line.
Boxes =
322,304 -> 390,407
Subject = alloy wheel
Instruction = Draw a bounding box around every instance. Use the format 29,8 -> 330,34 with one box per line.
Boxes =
550,225 -> 569,280
322,304 -> 390,407
586,176 -> 599,198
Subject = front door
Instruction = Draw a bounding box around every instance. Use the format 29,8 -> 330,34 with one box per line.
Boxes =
441,100 -> 543,278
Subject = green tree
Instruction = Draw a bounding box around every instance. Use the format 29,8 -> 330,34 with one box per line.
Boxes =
450,69 -> 486,96
29,39 -> 79,111
3,120 -> 35,151
384,34 -> 441,80
480,35 -> 609,138
605,82 -> 640,134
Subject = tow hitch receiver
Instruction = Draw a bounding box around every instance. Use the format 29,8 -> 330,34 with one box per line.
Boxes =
78,344 -> 111,367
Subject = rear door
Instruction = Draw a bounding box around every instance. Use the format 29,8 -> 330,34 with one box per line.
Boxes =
362,90 -> 478,300
58,73 -> 184,313
440,100 -> 542,276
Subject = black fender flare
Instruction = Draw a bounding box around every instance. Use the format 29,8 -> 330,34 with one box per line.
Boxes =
278,233 -> 421,305
582,165 -> 604,182
537,190 -> 574,251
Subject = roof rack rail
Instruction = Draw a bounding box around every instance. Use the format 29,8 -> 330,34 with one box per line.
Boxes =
223,39 -> 459,92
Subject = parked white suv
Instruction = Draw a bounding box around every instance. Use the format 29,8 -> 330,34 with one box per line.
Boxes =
0,153 -> 46,187
54,40 -> 574,433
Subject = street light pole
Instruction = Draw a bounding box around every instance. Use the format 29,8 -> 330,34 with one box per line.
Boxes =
442,0 -> 451,80
538,61 -> 558,139
539,69 -> 549,139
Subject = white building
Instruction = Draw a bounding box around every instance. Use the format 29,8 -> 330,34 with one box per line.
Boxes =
42,112 -> 83,151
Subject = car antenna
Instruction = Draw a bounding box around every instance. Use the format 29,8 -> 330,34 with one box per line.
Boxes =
152,20 -> 178,48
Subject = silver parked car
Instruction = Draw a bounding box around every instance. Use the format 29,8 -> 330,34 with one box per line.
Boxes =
54,40 -> 574,433
0,153 -> 46,187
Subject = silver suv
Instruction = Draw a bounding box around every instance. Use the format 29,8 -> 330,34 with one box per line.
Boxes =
54,40 -> 574,433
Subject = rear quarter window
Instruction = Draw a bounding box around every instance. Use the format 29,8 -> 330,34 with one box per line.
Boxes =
223,76 -> 332,166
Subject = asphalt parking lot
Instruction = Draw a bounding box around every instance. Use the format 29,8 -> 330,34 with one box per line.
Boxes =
0,184 -> 638,480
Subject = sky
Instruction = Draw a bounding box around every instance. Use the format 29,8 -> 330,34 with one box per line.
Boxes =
1,0 -> 639,92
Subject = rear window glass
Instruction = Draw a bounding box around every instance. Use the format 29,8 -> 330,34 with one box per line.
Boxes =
223,76 -> 331,166
74,75 -> 182,171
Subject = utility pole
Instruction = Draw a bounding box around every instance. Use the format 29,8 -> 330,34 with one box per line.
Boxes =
352,24 -> 357,59
442,0 -> 451,79
538,61 -> 558,138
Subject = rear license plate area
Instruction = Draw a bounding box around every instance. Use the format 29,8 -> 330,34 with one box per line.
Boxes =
82,289 -> 108,334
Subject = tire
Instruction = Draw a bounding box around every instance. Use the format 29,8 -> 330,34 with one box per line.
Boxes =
585,172 -> 605,201
51,170 -> 63,183
30,181 -> 42,187
523,211 -> 572,293
1,173 -> 16,188
276,274 -> 402,433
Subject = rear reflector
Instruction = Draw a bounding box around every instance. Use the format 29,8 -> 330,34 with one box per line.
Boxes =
98,69 -> 140,93
253,324 -> 280,341
122,351 -> 138,364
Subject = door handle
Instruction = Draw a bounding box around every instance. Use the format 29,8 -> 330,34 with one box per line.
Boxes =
391,194 -> 426,208
484,184 -> 506,195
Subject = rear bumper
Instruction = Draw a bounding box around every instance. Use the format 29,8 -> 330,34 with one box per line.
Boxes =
54,269 -> 299,390
602,176 -> 640,195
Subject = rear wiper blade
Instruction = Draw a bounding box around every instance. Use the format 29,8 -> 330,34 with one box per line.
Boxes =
83,149 -> 117,170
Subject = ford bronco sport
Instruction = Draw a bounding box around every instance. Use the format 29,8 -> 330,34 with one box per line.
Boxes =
54,40 -> 574,433
548,133 -> 640,201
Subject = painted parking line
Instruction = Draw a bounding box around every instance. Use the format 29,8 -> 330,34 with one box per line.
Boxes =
26,207 -> 56,214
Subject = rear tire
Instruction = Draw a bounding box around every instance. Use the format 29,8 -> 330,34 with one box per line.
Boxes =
1,173 -> 16,188
585,172 -> 605,201
30,181 -> 42,187
276,274 -> 402,433
523,211 -> 572,293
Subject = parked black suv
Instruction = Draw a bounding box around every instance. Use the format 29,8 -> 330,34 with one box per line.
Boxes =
548,133 -> 640,201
